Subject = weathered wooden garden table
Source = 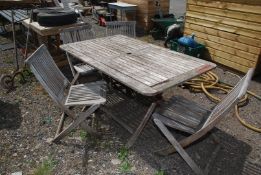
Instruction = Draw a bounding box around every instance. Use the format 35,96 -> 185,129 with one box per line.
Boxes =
60,35 -> 216,148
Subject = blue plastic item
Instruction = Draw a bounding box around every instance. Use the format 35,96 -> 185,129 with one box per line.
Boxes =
178,34 -> 197,48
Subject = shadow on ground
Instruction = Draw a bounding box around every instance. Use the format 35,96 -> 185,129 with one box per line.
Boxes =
94,91 -> 252,175
134,128 -> 252,175
0,100 -> 22,129
253,74 -> 261,84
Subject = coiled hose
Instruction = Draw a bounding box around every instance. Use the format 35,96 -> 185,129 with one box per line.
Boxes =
184,71 -> 261,133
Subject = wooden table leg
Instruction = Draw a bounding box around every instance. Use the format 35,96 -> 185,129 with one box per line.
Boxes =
126,102 -> 157,148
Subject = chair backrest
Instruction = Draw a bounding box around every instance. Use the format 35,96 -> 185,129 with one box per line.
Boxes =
60,24 -> 95,44
106,21 -> 136,38
25,45 -> 70,105
202,68 -> 254,129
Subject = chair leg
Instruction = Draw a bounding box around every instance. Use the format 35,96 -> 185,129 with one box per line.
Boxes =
126,102 -> 157,148
154,132 -> 220,156
71,72 -> 80,85
56,106 -> 76,136
52,104 -> 100,142
154,118 -> 205,175
55,112 -> 66,136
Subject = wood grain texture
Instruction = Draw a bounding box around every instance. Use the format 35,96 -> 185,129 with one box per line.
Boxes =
185,0 -> 261,73
60,35 -> 216,96
184,30 -> 259,71
207,48 -> 256,67
186,11 -> 261,32
187,4 -> 261,23
188,0 -> 261,14
191,36 -> 258,63
195,0 -> 261,6
185,23 -> 261,47
211,56 -> 250,73
185,27 -> 260,55
186,17 -> 261,39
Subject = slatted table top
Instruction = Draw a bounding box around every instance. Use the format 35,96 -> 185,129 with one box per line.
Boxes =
60,35 -> 216,96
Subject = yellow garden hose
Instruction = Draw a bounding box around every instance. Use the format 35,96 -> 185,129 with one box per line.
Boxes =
184,71 -> 261,133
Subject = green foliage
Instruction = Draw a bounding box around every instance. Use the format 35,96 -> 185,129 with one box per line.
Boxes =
118,147 -> 132,173
18,68 -> 34,84
79,130 -> 90,141
33,157 -> 57,175
119,160 -> 132,173
154,170 -> 165,175
42,116 -> 52,125
117,147 -> 129,161
23,68 -> 33,77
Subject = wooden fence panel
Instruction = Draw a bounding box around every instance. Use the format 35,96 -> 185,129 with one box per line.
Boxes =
185,0 -> 261,73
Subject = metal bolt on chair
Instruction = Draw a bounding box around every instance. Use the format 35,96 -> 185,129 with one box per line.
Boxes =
60,24 -> 96,84
25,44 -> 106,142
152,68 -> 254,175
106,21 -> 136,38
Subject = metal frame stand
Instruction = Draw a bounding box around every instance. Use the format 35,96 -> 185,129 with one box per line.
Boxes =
0,9 -> 33,91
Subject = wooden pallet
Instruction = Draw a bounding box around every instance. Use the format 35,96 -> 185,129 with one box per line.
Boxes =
119,0 -> 169,32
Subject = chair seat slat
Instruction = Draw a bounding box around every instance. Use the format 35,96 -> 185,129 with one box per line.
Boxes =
65,82 -> 106,106
156,96 -> 210,132
153,113 -> 196,134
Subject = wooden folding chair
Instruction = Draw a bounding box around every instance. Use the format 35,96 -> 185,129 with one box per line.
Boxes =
152,68 -> 254,175
60,24 -> 96,84
106,21 -> 136,38
25,44 -> 106,142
